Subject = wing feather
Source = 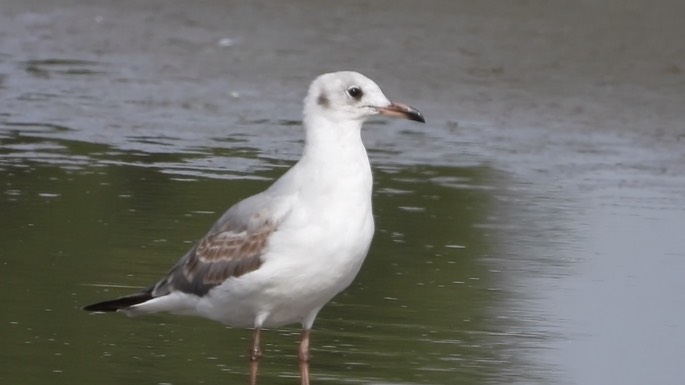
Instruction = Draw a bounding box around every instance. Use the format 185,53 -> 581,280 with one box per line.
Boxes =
151,199 -> 280,297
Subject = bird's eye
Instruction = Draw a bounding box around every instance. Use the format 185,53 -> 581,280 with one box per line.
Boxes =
347,86 -> 363,100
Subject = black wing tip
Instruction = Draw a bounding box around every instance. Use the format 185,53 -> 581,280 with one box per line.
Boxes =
82,301 -> 122,312
82,292 -> 153,313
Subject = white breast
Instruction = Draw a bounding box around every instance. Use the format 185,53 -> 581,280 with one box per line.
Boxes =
198,141 -> 375,328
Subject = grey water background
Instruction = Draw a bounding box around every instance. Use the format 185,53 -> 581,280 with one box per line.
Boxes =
1,0 -> 685,384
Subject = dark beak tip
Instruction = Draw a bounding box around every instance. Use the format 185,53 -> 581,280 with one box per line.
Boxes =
400,103 -> 425,124
404,108 -> 425,124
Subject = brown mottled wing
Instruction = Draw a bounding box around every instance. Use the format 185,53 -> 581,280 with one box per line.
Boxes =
151,213 -> 277,297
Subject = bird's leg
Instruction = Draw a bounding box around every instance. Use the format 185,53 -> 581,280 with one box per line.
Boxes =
249,328 -> 262,385
299,329 -> 311,385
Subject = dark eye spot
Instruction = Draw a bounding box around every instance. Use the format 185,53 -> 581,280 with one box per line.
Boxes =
347,86 -> 363,100
317,92 -> 330,108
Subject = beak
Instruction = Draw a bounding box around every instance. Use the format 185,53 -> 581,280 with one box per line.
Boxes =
378,102 -> 425,123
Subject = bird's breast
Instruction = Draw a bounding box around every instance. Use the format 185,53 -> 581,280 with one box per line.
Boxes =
263,166 -> 375,282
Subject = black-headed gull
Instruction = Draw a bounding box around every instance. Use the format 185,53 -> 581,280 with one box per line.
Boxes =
84,71 -> 425,385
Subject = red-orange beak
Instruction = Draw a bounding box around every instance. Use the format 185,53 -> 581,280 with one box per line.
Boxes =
378,102 -> 425,123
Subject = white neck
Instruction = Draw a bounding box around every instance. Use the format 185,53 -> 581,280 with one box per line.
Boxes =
301,113 -> 366,163
290,112 -> 373,200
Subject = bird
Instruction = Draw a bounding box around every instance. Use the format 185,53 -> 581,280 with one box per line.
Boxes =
83,71 -> 425,385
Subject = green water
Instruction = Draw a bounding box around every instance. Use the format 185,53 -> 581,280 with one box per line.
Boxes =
1,132 -> 526,384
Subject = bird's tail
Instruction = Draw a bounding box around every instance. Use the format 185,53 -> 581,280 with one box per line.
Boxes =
83,291 -> 153,312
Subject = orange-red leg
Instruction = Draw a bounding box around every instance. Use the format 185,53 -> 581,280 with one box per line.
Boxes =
248,328 -> 262,385
299,329 -> 311,385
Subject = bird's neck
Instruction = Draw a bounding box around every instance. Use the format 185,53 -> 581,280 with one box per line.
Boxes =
300,115 -> 369,169
287,114 -> 373,205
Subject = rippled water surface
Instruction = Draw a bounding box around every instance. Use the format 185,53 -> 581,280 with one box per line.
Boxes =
2,1 -> 685,384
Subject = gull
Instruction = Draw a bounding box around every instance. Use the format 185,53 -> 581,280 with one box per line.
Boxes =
83,71 -> 425,385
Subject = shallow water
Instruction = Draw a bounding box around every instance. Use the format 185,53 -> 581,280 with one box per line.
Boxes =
2,1 -> 685,384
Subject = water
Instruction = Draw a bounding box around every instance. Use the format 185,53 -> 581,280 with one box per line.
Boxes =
2,1 -> 685,384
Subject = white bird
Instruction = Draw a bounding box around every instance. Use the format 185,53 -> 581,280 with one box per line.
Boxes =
83,71 -> 425,385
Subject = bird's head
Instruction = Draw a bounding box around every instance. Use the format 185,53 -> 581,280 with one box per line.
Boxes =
303,71 -> 425,125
